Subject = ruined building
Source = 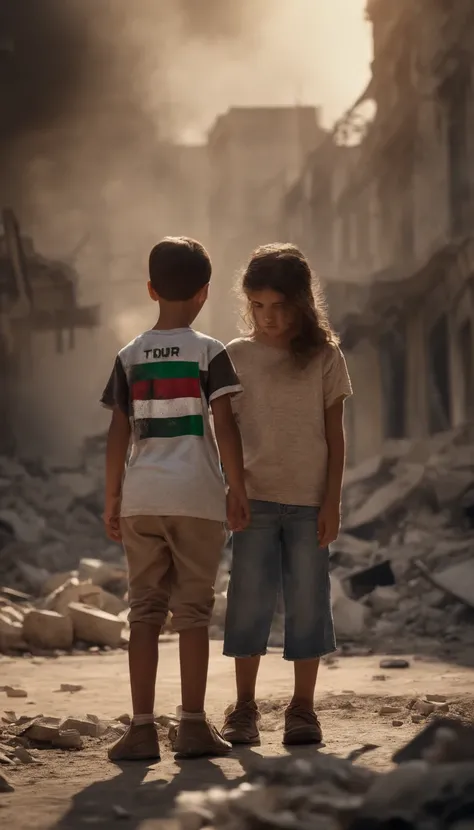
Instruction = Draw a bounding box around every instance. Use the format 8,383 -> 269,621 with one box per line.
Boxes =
0,209 -> 99,459
207,106 -> 325,342
280,0 -> 474,465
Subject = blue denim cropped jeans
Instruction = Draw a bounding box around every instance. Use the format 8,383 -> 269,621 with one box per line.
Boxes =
223,500 -> 336,661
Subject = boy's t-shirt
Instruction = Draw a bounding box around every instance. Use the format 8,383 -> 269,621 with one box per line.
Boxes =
101,327 -> 242,522
226,338 -> 353,507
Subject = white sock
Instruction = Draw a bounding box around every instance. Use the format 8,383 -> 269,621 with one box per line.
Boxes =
132,714 -> 155,726
180,710 -> 206,722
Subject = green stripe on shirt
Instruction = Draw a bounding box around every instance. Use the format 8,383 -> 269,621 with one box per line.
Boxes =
130,361 -> 200,383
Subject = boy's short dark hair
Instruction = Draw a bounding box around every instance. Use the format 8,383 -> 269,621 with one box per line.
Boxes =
148,237 -> 212,301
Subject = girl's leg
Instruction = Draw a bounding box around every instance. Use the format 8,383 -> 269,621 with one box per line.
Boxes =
222,500 -> 281,743
281,505 -> 335,744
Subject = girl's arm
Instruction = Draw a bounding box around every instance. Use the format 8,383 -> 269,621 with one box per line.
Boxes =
318,397 -> 345,548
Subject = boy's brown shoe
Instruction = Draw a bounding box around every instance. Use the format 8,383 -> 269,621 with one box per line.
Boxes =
173,718 -> 232,758
108,723 -> 161,762
221,701 -> 261,745
283,704 -> 323,745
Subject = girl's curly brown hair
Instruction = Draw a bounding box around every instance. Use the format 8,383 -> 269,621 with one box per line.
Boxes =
239,243 -> 339,368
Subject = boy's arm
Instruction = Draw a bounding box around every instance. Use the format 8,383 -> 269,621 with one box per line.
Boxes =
104,408 -> 131,541
100,355 -> 131,541
211,395 -> 249,531
318,398 -> 345,548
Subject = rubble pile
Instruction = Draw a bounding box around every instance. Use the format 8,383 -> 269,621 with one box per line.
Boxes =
1,427 -> 473,655
330,427 -> 474,652
176,720 -> 474,830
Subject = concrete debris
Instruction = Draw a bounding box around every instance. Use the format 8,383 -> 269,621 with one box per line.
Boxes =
3,687 -> 27,698
58,684 -> 83,693
68,603 -> 124,649
379,659 -> 410,670
175,727 -> 474,830
22,610 -> 74,651
0,427 -> 472,657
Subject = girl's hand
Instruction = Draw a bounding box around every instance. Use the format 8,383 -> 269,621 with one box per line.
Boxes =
318,499 -> 340,548
226,490 -> 250,533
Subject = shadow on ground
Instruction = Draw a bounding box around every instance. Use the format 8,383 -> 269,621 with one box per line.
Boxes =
53,746 -> 322,830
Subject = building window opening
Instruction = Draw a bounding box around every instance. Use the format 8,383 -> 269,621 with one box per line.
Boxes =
379,326 -> 406,439
428,314 -> 451,433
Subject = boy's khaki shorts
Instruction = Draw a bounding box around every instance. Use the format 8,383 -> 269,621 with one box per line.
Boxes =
120,515 -> 226,631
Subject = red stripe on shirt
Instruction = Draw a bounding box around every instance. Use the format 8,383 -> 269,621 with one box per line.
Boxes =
131,377 -> 201,401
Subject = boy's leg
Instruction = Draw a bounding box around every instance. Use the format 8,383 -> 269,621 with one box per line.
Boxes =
222,501 -> 281,744
165,516 -> 230,758
108,516 -> 171,762
281,505 -> 335,745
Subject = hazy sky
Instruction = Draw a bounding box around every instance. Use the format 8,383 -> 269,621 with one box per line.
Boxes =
156,0 -> 372,141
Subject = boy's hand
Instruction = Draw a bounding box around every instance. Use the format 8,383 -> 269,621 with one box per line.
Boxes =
103,496 -> 122,542
318,499 -> 341,548
226,490 -> 250,532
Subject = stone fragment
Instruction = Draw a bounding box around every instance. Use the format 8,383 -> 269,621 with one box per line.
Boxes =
68,603 -> 123,648
59,684 -> 83,693
0,614 -> 26,652
116,714 -> 131,725
0,770 -> 14,792
41,571 -> 77,596
426,694 -> 447,703
392,720 -> 404,727
413,699 -> 435,716
15,747 -> 38,764
59,717 -> 100,738
372,675 -> 387,681
53,730 -> 83,750
4,686 -> 27,698
25,722 -> 60,743
22,610 -> 73,651
411,714 -> 423,724
379,659 -> 410,670
44,578 -> 102,617
379,706 -> 401,716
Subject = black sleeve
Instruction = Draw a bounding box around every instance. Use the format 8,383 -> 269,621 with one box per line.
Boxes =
207,347 -> 242,403
100,356 -> 130,416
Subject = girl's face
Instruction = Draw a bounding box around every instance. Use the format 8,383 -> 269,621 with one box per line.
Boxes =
247,288 -> 297,342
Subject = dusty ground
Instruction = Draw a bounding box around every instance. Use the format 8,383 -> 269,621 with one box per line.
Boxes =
1,639 -> 474,830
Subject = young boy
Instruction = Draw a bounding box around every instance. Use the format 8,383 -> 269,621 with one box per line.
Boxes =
101,237 -> 249,762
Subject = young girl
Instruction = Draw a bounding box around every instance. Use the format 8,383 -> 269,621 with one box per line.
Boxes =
222,243 -> 352,746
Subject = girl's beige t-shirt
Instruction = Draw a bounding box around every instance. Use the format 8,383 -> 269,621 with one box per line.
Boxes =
227,337 -> 353,507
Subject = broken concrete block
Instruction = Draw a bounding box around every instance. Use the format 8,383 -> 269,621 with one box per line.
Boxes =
1,605 -> 25,626
332,595 -> 367,639
413,699 -> 435,716
4,686 -> 27,698
24,722 -> 60,743
379,706 -> 401,716
77,558 -> 126,588
53,730 -> 83,750
345,463 -> 425,531
369,586 -> 400,615
347,560 -> 395,600
41,571 -> 77,596
87,587 -> 127,617
22,610 -> 73,651
44,578 -> 102,617
0,614 -> 26,652
68,603 -> 123,648
60,717 -> 100,738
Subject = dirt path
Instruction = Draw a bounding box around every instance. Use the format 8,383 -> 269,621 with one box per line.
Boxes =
1,641 -> 474,830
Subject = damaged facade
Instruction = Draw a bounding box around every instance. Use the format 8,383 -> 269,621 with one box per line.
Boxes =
280,0 -> 474,465
0,208 -> 99,459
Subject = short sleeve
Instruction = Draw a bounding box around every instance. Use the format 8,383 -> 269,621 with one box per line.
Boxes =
207,345 -> 242,404
323,345 -> 352,409
100,356 -> 130,416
